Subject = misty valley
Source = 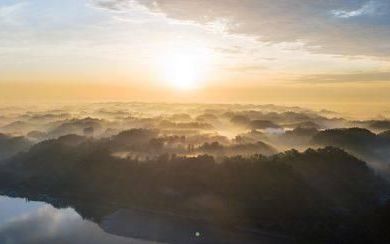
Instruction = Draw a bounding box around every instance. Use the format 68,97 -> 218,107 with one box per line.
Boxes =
0,102 -> 390,244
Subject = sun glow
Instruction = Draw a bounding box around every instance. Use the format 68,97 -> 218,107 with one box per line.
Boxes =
157,47 -> 212,90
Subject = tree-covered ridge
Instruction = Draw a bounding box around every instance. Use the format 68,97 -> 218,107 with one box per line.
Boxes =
0,133 -> 388,243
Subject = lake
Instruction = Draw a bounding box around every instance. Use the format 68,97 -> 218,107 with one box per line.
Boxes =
0,195 -> 158,244
0,195 -> 291,244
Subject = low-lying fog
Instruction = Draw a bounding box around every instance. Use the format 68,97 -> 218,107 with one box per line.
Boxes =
1,102 -> 390,178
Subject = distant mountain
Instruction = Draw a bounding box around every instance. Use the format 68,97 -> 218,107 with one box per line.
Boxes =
284,121 -> 321,130
199,141 -> 277,157
0,121 -> 35,134
370,121 -> 390,130
0,133 -> 32,160
234,130 -> 269,144
48,117 -> 104,138
312,128 -> 390,177
249,120 -> 282,130
352,120 -> 390,131
276,127 -> 319,147
312,128 -> 378,148
26,130 -> 48,141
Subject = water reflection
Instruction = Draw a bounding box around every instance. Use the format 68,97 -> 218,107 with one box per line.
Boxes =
0,196 -> 158,244
0,195 -> 291,244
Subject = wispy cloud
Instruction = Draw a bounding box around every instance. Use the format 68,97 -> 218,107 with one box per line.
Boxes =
93,0 -> 390,57
298,72 -> 390,84
331,1 -> 379,18
92,0 -> 135,12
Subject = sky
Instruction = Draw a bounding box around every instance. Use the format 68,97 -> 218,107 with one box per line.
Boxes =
1,0 -> 390,108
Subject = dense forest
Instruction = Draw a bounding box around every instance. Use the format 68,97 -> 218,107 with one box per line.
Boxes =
1,103 -> 390,243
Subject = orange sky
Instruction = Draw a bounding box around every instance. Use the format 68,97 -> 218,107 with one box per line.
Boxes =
2,0 -> 390,113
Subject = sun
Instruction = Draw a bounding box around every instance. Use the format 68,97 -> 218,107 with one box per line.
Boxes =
157,47 -> 211,90
163,53 -> 198,90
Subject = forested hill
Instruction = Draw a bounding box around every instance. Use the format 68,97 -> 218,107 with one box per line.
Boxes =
0,134 -> 389,243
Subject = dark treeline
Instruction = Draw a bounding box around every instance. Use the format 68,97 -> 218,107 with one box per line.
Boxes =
0,133 -> 389,243
313,128 -> 390,178
2,104 -> 390,243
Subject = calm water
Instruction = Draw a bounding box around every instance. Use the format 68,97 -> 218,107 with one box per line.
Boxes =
0,195 -> 291,244
0,195 -> 158,244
